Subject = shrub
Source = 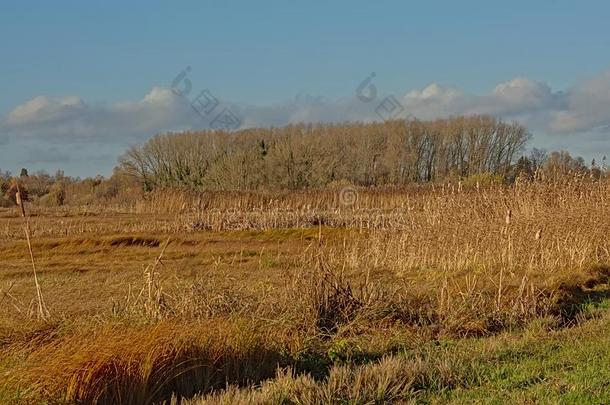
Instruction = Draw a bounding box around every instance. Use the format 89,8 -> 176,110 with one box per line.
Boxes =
38,182 -> 65,207
0,194 -> 12,207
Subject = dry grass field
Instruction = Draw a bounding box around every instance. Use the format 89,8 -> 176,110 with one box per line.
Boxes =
1,177 -> 610,404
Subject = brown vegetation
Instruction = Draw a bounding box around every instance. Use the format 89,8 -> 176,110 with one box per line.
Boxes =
119,116 -> 530,190
1,119 -> 609,403
1,173 -> 609,403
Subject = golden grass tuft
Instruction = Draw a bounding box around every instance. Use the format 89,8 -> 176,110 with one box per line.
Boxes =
8,320 -> 288,404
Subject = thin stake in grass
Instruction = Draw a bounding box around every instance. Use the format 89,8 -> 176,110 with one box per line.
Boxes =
15,181 -> 49,320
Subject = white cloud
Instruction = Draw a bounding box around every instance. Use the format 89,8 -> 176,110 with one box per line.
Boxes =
233,95 -> 374,128
4,71 -> 610,141
3,87 -> 195,140
406,83 -> 464,103
7,95 -> 85,126
402,77 -> 567,131
549,71 -> 610,133
2,70 -> 610,175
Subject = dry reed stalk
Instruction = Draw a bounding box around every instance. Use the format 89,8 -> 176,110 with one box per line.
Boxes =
142,237 -> 171,319
0,280 -> 23,313
0,280 -> 15,304
15,180 -> 49,320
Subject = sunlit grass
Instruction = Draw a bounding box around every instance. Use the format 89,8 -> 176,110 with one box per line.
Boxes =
1,178 -> 610,403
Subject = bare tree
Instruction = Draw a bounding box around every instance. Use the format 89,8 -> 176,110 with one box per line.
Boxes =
118,116 -> 530,191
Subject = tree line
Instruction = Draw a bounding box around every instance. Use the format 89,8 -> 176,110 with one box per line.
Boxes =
3,115 -> 606,207
119,116 -> 532,191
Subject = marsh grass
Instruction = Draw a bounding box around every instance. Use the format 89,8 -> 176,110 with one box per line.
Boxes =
2,177 -> 610,403
182,308 -> 610,405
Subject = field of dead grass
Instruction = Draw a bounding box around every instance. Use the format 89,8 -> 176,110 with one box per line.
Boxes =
1,177 -> 610,403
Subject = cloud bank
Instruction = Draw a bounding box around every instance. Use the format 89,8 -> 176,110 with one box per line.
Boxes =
3,87 -> 193,140
2,71 -> 610,175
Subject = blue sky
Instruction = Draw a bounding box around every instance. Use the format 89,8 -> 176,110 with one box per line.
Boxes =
2,1 -> 610,176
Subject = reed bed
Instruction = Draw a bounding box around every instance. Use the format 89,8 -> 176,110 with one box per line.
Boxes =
2,176 -> 607,238
1,176 -> 610,403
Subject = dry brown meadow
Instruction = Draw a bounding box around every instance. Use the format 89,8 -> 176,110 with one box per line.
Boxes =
1,177 -> 610,403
